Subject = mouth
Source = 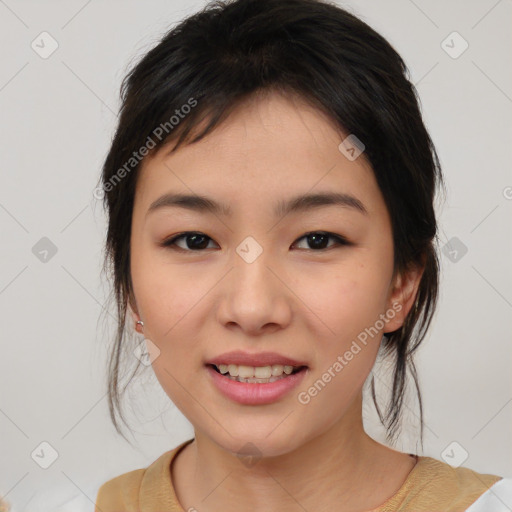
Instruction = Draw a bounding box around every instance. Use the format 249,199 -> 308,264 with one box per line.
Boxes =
205,361 -> 309,405
207,363 -> 308,384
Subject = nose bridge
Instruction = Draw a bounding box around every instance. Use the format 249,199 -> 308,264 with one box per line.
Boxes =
232,238 -> 276,303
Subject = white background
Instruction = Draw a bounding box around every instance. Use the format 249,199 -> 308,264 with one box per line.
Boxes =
0,0 -> 511,510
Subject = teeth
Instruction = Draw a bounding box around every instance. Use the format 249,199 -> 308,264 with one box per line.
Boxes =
272,365 -> 284,376
215,364 -> 298,378
227,364 -> 238,376
254,366 -> 271,378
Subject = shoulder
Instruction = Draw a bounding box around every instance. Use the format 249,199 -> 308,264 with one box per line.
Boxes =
380,455 -> 505,512
466,476 -> 512,511
418,456 -> 502,486
94,468 -> 146,511
94,439 -> 193,511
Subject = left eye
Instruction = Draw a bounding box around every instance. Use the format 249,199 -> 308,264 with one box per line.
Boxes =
161,231 -> 351,252
292,231 -> 350,250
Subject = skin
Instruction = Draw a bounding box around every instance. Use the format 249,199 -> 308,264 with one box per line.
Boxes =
128,89 -> 424,512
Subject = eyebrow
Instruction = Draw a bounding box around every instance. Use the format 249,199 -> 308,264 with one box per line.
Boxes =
146,191 -> 368,218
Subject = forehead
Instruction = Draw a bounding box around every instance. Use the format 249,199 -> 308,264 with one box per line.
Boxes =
135,91 -> 384,220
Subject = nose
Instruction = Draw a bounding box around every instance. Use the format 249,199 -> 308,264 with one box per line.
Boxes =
216,248 -> 293,336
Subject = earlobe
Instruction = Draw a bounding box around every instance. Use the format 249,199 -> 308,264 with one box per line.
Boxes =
127,299 -> 141,327
128,305 -> 144,334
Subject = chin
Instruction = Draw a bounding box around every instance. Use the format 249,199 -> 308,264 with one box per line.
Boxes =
205,422 -> 311,461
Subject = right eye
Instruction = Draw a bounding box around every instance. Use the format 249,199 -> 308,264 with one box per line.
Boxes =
161,232 -> 219,252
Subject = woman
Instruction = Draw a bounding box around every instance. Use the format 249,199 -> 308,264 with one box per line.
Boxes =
94,0 -> 512,510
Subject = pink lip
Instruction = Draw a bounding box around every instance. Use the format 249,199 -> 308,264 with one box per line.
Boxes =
206,365 -> 308,405
205,350 -> 308,368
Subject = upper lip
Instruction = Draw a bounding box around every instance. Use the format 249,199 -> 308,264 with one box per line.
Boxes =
206,350 -> 308,368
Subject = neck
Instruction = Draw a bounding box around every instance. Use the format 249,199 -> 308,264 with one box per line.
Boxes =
172,392 -> 409,512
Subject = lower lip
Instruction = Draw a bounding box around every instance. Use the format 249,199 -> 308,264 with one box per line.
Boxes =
206,365 -> 308,405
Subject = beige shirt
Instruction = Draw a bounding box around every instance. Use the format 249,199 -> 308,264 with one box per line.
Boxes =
95,438 -> 502,511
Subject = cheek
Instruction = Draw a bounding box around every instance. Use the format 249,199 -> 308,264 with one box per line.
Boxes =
294,273 -> 383,423
294,350 -> 373,438
292,261 -> 389,406
293,261 -> 389,344
131,245 -> 207,338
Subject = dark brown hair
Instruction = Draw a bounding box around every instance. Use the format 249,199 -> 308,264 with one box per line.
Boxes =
97,0 -> 445,448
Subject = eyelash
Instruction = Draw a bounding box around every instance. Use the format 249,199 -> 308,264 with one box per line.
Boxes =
160,231 -> 352,253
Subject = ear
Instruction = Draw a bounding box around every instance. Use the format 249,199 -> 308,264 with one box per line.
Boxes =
383,259 -> 425,334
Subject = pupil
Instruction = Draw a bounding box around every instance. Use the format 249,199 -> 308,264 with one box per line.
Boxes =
308,233 -> 328,249
187,234 -> 209,250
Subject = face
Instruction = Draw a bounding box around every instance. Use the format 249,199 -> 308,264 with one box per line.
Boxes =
129,91 -> 421,457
